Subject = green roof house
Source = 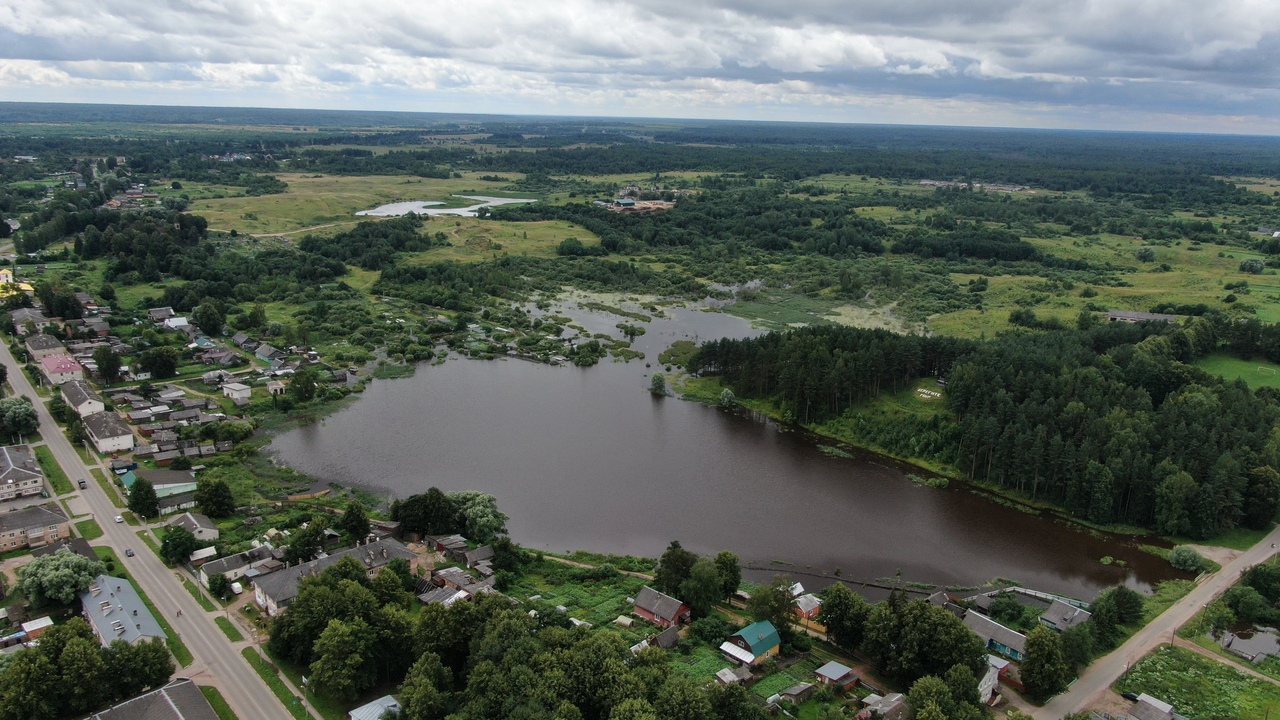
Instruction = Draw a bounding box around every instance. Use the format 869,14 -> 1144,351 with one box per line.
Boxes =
720,620 -> 781,666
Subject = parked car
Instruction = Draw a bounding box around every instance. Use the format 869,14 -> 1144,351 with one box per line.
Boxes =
114,515 -> 123,523
231,582 -> 244,595
1121,692 -> 1140,702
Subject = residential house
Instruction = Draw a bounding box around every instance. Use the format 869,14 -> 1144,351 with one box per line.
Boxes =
633,586 -> 691,628
198,546 -> 280,588
963,610 -> 1028,661
158,492 -> 197,516
253,538 -> 419,616
24,333 -> 65,360
60,380 -> 105,417
40,354 -> 83,384
83,411 -> 135,453
0,444 -> 44,503
815,660 -> 858,690
1107,310 -> 1178,324
221,382 -> 252,401
1040,599 -> 1092,632
719,620 -> 781,666
857,693 -> 910,720
79,575 -> 167,646
419,586 -> 470,606
169,512 -> 219,541
0,503 -> 70,549
231,332 -> 251,348
85,678 -> 219,720
979,655 -> 1009,705
86,319 -> 111,336
147,307 -> 175,322
202,370 -> 234,385
349,696 -> 401,720
1132,694 -> 1175,720
32,537 -> 97,562
256,343 -> 286,362
9,308 -> 50,335
794,593 -> 823,619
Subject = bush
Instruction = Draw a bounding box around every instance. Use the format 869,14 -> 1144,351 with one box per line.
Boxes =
1169,546 -> 1206,573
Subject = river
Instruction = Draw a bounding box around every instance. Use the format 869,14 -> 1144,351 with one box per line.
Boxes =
355,195 -> 536,217
270,298 -> 1179,600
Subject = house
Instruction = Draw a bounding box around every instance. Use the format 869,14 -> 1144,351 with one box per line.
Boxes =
653,626 -> 681,649
21,616 -> 54,640
0,444 -> 44,503
633,586 -> 692,628
795,593 -> 822,619
719,620 -> 781,666
40,354 -> 83,384
198,546 -> 280,588
83,411 -> 135,453
256,343 -> 286,362
781,682 -> 817,704
158,492 -> 197,516
60,380 -> 105,417
253,538 -> 418,616
963,610 -> 1028,661
85,678 -> 219,720
857,693 -> 910,720
715,666 -> 754,685
1106,310 -> 1178,324
1040,599 -> 1092,632
169,512 -> 219,541
202,370 -> 234,385
1132,694 -> 1175,720
86,319 -> 111,336
231,332 -> 251,348
222,382 -> 251,400
979,655 -> 1008,704
24,333 -> 65,360
0,503 -> 70,549
266,380 -> 285,396
147,307 -> 175,322
79,575 -> 167,646
31,537 -> 97,562
349,695 -> 401,720
815,660 -> 858,690
9,307 -> 50,335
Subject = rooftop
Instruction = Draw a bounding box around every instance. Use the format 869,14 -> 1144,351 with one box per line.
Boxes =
0,503 -> 67,533
86,678 -> 219,720
0,444 -> 41,485
253,538 -> 415,605
79,575 -> 167,645
60,379 -> 103,408
25,334 -> 64,351
83,411 -> 134,440
40,353 -> 82,374
633,586 -> 687,623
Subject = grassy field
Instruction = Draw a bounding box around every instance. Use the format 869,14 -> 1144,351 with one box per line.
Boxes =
91,468 -> 126,508
404,217 -> 600,263
74,518 -> 103,540
241,648 -> 315,720
188,173 -> 539,235
1194,354 -> 1280,390
199,686 -> 240,720
1116,645 -> 1280,720
34,445 -> 73,495
215,616 -> 245,643
184,578 -> 218,612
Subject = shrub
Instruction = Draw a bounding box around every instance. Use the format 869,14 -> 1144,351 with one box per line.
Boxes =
1168,546 -> 1205,573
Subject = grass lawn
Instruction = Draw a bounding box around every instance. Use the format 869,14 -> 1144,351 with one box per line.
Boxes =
136,529 -> 162,559
74,517 -> 103,540
91,468 -> 126,508
184,578 -> 218,612
34,445 -> 73,495
1116,645 -> 1280,720
241,648 -> 315,720
668,643 -> 734,682
200,686 -> 240,720
215,616 -> 245,642
1194,354 -> 1280,390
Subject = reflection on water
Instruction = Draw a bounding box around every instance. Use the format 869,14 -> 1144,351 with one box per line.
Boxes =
271,301 -> 1178,600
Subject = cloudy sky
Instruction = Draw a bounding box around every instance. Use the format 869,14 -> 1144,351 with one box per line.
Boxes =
4,0 -> 1280,134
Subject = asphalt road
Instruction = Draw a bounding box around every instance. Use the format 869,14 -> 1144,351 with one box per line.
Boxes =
1037,524 -> 1280,718
1,341 -> 291,720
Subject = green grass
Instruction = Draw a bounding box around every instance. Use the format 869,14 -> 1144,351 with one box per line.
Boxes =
1194,354 -> 1280,390
74,517 -> 103,540
216,616 -> 245,642
136,529 -> 162,559
1141,579 -> 1197,624
34,445 -> 73,495
669,643 -> 734,682
264,648 -> 348,720
1116,645 -> 1280,720
184,578 -> 218,612
91,468 -> 126,508
73,443 -> 95,465
1184,524 -> 1277,551
241,648 -> 315,720
200,686 -> 240,720
123,510 -> 140,526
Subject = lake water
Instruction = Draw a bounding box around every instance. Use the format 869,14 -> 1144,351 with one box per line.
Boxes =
270,300 -> 1179,600
356,195 -> 536,217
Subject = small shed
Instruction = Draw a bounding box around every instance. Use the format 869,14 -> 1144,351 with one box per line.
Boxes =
221,382 -> 252,401
815,660 -> 858,690
781,682 -> 817,704
348,695 -> 401,720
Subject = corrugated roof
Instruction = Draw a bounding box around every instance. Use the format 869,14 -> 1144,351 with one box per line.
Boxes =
963,611 -> 1027,655
634,586 -> 687,623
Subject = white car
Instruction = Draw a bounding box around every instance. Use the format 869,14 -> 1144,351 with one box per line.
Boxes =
114,515 -> 124,523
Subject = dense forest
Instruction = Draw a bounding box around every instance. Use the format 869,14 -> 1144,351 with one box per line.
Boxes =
691,317 -> 1280,539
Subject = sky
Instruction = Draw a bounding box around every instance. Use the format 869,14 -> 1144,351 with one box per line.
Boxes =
4,0 -> 1280,134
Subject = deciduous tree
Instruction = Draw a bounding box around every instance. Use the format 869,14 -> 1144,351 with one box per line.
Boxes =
18,548 -> 104,606
1022,626 -> 1071,702
127,477 -> 159,519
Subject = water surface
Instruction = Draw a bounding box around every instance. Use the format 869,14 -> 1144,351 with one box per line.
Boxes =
356,195 -> 536,217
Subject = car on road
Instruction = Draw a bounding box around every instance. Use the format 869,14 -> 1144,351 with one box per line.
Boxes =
125,549 -> 134,557
114,515 -> 124,523
77,479 -> 87,489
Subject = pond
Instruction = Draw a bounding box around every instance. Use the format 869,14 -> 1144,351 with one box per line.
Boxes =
356,195 -> 536,217
270,298 -> 1179,600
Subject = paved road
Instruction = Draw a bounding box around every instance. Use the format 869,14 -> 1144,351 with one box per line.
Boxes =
0,341 -> 291,720
1037,524 -> 1280,718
